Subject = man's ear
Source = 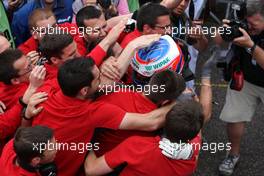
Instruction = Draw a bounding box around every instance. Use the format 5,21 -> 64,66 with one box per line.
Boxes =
11,78 -> 21,85
31,30 -> 38,40
79,86 -> 90,96
50,57 -> 61,65
31,157 -> 41,167
143,24 -> 153,34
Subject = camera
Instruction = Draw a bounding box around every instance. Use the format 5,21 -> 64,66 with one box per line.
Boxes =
221,19 -> 248,41
221,0 -> 248,41
124,19 -> 136,33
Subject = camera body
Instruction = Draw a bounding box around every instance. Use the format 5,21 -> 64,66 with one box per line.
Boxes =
124,19 -> 136,33
221,19 -> 248,41
221,0 -> 248,41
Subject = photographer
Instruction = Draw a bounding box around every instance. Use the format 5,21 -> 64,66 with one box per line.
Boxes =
218,1 -> 264,175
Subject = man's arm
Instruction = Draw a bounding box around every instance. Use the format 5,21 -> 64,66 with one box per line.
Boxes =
88,19 -> 127,66
119,102 -> 175,131
160,0 -> 183,9
84,151 -> 113,176
233,28 -> 264,69
199,46 -> 219,122
99,34 -> 161,85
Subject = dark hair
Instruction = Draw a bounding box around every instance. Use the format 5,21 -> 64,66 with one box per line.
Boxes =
137,3 -> 170,32
247,0 -> 264,17
38,32 -> 73,62
76,6 -> 103,29
97,0 -> 118,19
147,70 -> 186,104
139,0 -> 162,6
58,58 -> 95,97
14,126 -> 53,163
164,100 -> 204,143
0,49 -> 23,84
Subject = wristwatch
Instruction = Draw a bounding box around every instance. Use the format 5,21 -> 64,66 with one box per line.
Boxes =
19,97 -> 27,108
21,106 -> 31,120
246,42 -> 257,55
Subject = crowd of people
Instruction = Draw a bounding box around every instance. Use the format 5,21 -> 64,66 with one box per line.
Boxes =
0,0 -> 264,175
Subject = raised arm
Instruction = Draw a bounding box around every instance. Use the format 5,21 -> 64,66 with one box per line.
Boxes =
160,0 -> 183,9
119,101 -> 175,131
100,34 -> 161,86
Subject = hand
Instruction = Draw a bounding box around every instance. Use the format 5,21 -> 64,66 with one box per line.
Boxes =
177,88 -> 197,101
233,28 -> 254,48
29,65 -> 46,89
150,101 -> 176,128
161,0 -> 183,9
0,101 -> 6,114
8,0 -> 22,11
100,56 -> 120,80
130,34 -> 161,50
105,19 -> 127,44
222,19 -> 231,27
26,51 -> 40,66
25,92 -> 48,119
188,21 -> 204,40
159,137 -> 193,160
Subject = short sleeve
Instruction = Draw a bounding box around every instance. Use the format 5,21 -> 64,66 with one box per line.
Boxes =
90,102 -> 126,129
87,45 -> 106,66
104,137 -> 137,169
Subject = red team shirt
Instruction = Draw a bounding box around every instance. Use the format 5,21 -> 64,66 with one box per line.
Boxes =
43,45 -> 106,81
0,140 -> 39,176
0,82 -> 28,110
0,104 -> 23,140
32,88 -> 127,175
105,135 -> 201,176
120,29 -> 142,49
18,23 -> 81,55
94,91 -> 158,156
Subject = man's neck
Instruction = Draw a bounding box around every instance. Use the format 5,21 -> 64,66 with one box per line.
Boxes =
142,92 -> 160,106
44,2 -> 54,9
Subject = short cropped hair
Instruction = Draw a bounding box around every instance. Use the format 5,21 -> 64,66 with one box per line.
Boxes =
136,3 -> 170,32
165,100 -> 204,143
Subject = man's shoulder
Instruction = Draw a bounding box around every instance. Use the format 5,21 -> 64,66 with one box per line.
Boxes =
0,139 -> 15,163
121,30 -> 142,48
13,1 -> 36,17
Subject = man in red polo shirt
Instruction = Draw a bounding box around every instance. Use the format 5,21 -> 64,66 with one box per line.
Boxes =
32,58 -> 173,175
0,65 -> 48,140
120,3 -> 172,49
0,49 -> 31,110
18,9 -> 79,55
85,101 -> 203,176
0,126 -> 57,176
93,70 -> 186,156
